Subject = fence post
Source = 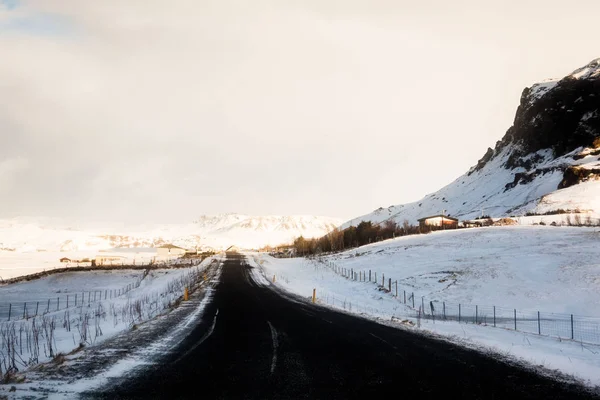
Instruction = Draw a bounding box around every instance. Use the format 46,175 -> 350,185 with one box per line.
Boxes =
23,303 -> 26,319
514,309 -> 517,330
369,270 -> 371,282
388,278 -> 391,292
493,306 -> 496,327
57,297 -> 59,311
7,303 -> 11,321
571,314 -> 574,340
459,303 -> 461,323
538,311 -> 541,335
375,272 -> 377,284
404,290 -> 406,304
412,292 -> 415,308
395,281 -> 398,297
475,305 -> 478,324
443,302 -> 446,320
75,294 -> 78,307
67,295 -> 69,308
35,302 -> 39,317
382,274 -> 385,287
421,297 -> 425,314
105,290 -> 107,300
47,298 -> 50,313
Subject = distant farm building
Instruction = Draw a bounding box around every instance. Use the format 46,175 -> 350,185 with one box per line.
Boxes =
418,214 -> 459,229
95,255 -> 126,266
157,244 -> 188,257
60,257 -> 72,263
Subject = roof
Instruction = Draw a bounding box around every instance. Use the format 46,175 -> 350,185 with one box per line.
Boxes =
157,244 -> 188,250
417,215 -> 459,222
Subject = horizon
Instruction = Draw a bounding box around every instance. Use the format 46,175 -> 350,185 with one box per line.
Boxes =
2,1 -> 599,224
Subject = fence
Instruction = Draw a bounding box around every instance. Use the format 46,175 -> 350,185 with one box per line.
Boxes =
313,257 -> 600,345
0,279 -> 141,322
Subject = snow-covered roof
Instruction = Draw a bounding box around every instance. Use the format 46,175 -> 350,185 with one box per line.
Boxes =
417,215 -> 459,222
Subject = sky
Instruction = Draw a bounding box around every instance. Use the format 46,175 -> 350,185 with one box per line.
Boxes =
1,0 -> 599,225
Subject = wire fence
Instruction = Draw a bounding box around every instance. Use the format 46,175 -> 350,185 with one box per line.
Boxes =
0,278 -> 141,322
312,257 -> 600,345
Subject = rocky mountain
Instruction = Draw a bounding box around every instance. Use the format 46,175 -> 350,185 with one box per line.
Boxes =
0,214 -> 342,253
343,58 -> 600,228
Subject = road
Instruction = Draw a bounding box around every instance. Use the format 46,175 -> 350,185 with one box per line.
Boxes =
92,253 -> 596,399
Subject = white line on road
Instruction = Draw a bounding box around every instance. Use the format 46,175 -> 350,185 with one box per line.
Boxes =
172,308 -> 219,364
267,321 -> 278,375
369,332 -> 398,350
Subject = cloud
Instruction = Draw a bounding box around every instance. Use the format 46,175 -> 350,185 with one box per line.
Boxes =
1,0 -> 599,224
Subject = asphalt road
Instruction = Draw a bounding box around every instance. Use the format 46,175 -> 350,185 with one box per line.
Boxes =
93,253 -> 597,399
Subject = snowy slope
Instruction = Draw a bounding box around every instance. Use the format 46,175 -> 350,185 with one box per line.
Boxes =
250,226 -> 600,386
343,58 -> 600,228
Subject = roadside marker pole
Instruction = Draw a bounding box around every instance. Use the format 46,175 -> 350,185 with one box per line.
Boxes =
312,288 -> 316,304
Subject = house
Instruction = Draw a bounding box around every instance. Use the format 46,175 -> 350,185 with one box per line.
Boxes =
417,214 -> 459,229
156,244 -> 188,257
95,255 -> 127,266
60,257 -> 72,263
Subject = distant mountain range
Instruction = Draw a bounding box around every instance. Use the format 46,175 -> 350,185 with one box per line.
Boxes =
343,58 -> 600,228
0,214 -> 342,252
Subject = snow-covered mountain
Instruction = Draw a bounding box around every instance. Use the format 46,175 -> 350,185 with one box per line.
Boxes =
0,214 -> 342,252
343,58 -> 600,228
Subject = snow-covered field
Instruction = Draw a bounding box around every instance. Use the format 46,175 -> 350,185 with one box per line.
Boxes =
0,256 -> 220,376
249,226 -> 600,386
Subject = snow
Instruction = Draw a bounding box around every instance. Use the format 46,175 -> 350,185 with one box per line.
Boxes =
342,145 -> 600,229
0,256 -> 218,379
249,226 -> 600,386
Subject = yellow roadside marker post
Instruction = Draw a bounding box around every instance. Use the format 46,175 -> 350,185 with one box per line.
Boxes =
184,287 -> 189,301
312,288 -> 316,304
273,275 -> 276,283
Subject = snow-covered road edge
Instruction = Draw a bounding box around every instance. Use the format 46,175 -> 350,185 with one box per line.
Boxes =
0,255 -> 225,399
246,252 -> 600,391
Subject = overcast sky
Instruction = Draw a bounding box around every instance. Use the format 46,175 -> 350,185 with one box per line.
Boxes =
1,0 -> 598,224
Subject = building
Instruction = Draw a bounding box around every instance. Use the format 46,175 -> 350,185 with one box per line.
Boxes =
156,244 -> 188,257
95,255 -> 127,266
60,257 -> 72,263
417,214 -> 459,229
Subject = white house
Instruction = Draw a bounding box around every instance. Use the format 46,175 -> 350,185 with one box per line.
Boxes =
95,255 -> 127,266
156,244 -> 188,257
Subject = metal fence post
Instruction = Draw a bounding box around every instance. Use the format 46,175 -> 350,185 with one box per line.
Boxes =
47,298 -> 50,313
395,281 -> 398,297
443,302 -> 446,320
412,292 -> 415,308
388,278 -> 391,292
382,274 -> 385,287
22,303 -> 26,319
35,302 -> 39,317
404,290 -> 406,304
421,297 -> 425,313
369,270 -> 371,282
537,311 -> 541,335
57,297 -> 59,311
514,309 -> 517,330
67,295 -> 69,308
7,303 -> 11,321
493,306 -> 496,327
475,305 -> 478,324
75,294 -> 78,307
459,303 -> 461,323
571,314 -> 574,340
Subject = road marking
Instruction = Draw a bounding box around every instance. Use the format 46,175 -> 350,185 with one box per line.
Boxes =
267,321 -> 278,375
172,308 -> 219,364
369,333 -> 398,350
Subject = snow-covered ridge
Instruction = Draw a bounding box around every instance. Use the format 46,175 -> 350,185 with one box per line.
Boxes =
0,214 -> 342,253
342,58 -> 600,228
